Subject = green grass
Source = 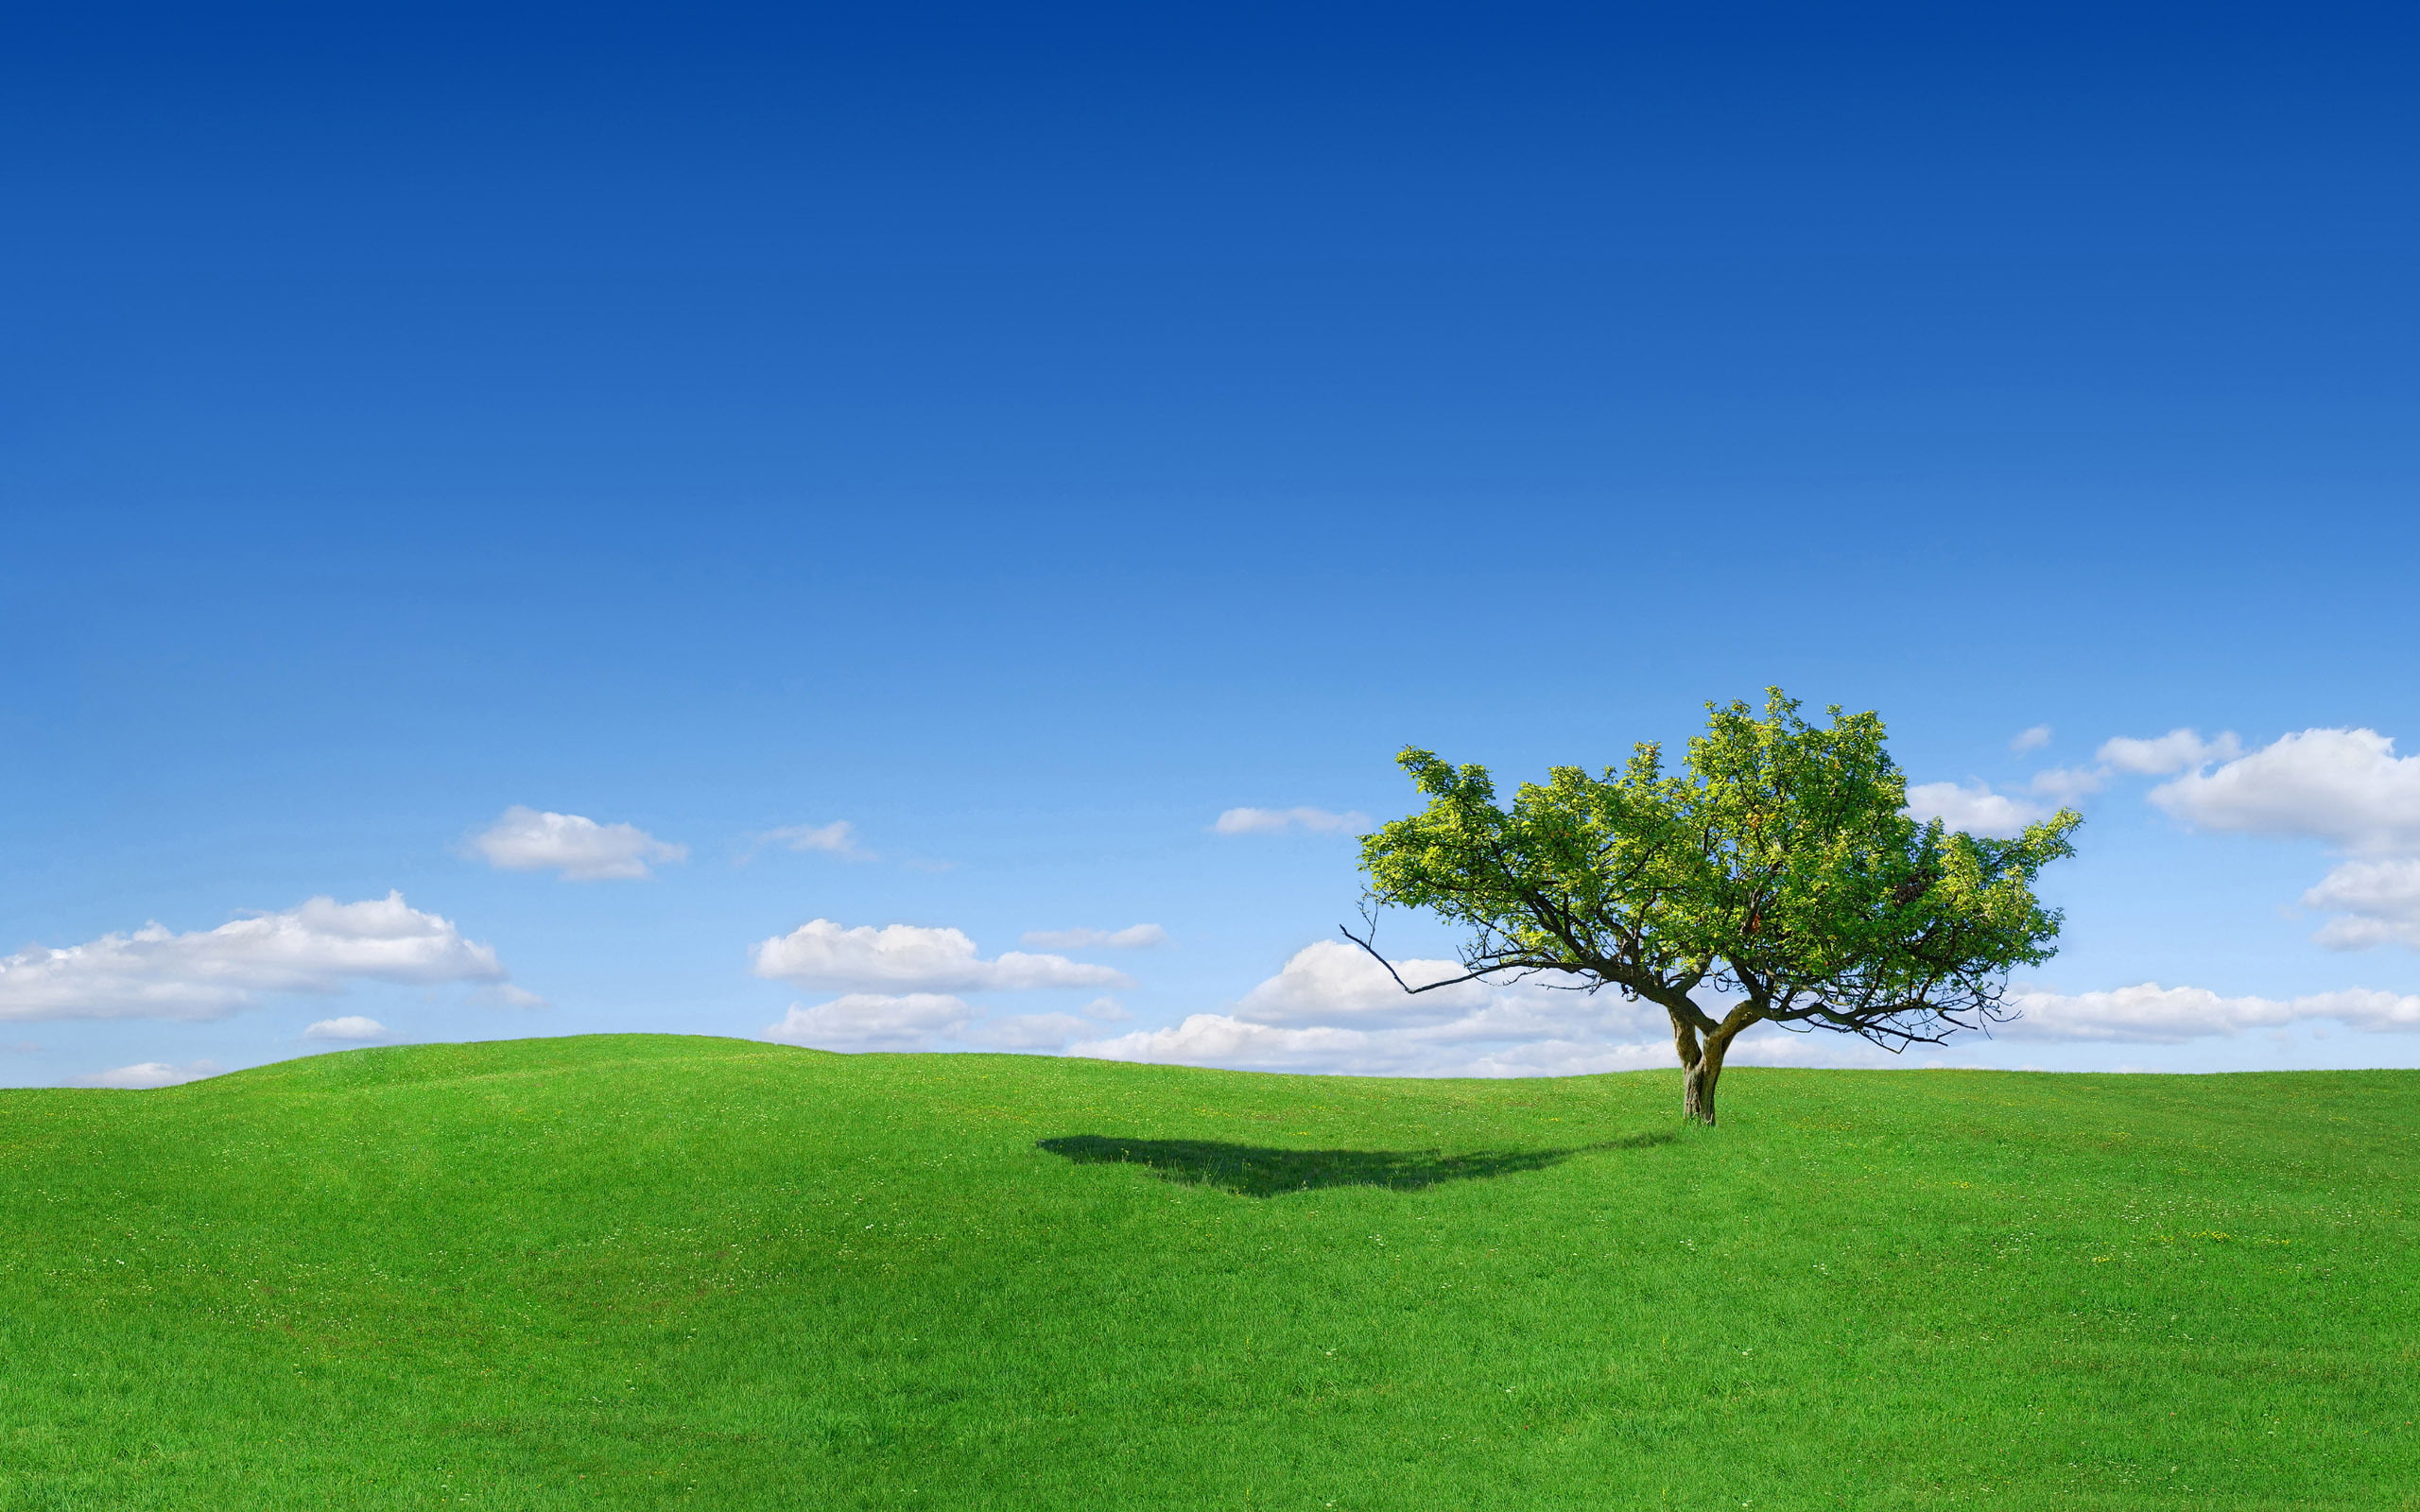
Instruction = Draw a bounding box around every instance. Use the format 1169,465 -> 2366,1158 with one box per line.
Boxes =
2,1036 -> 2414,1510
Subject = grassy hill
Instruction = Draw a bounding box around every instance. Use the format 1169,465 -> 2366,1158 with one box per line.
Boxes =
1,1036 -> 2413,1510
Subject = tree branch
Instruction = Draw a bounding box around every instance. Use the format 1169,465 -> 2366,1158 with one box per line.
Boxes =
1338,919 -> 1573,996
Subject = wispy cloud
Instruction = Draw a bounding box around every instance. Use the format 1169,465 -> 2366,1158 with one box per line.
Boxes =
1019,924 -> 1167,950
68,1059 -> 226,1089
472,806 -> 687,881
1210,806 -> 1371,836
747,820 -> 874,862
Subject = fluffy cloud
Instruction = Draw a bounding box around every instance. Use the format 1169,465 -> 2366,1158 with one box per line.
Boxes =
69,1059 -> 225,1089
752,821 -> 873,861
750,919 -> 1131,992
2135,728 -> 2420,950
1998,982 -> 2420,1042
2303,860 -> 2420,950
1069,940 -> 1666,1076
2010,725 -> 2053,754
1210,807 -> 1372,836
1901,781 -> 2048,838
472,806 -> 687,881
303,1016 -> 389,1041
2100,729 -> 2242,776
0,894 -> 507,1022
1232,938 -> 1490,1027
1020,924 -> 1168,950
2150,729 -> 2420,855
763,993 -> 972,1051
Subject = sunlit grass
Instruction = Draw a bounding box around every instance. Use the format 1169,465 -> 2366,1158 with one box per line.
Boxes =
1,1034 -> 2412,1508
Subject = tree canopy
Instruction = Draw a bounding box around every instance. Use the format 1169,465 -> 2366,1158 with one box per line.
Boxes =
1350,691 -> 2081,1124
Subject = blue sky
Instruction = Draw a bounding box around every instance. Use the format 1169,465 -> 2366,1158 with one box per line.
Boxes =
6,1 -> 2418,1086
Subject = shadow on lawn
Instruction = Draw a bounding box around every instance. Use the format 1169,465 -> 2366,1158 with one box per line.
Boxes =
1037,1132 -> 1673,1197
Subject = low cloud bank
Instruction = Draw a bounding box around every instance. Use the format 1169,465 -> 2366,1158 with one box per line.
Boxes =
1063,946 -> 2420,1076
2001,983 -> 2420,1043
69,1059 -> 226,1089
0,894 -> 506,1022
752,919 -> 1131,993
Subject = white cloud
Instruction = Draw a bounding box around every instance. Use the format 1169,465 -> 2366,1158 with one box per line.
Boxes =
1902,781 -> 2048,838
966,1012 -> 1095,1050
752,821 -> 873,861
2099,728 -> 2242,777
1019,924 -> 1168,950
1232,938 -> 1491,1027
763,993 -> 972,1051
69,1059 -> 225,1089
1999,982 -> 2420,1042
2150,729 -> 2420,855
2133,728 -> 2420,951
1069,940 -> 1663,1076
2304,860 -> 2420,950
1075,1015 -> 1379,1072
750,919 -> 1132,992
1071,1005 -> 1681,1078
1079,995 -> 1130,1022
2026,765 -> 2108,803
1063,936 -> 2420,1073
0,893 -> 507,1022
302,1016 -> 389,1041
472,806 -> 687,881
1983,727 -> 2245,811
1210,807 -> 1373,836
483,984 -> 549,1009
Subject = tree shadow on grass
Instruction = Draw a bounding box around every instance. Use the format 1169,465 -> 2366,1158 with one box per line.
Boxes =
1036,1132 -> 1674,1197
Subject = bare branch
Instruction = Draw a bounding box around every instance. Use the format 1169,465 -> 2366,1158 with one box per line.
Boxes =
1337,919 -> 1568,997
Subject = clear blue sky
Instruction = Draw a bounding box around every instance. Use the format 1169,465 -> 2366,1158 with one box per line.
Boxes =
8,1 -> 2418,1086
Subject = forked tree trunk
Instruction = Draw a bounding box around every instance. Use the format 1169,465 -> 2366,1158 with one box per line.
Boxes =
1680,1024 -> 1739,1126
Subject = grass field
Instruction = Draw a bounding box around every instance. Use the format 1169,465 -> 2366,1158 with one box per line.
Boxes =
1,1035 -> 2413,1509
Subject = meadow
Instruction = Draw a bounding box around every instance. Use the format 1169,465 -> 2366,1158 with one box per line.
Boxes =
0,1034 -> 2411,1509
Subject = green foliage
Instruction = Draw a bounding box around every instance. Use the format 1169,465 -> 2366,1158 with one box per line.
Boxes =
1,1037 -> 2413,1509
1359,691 -> 2082,1085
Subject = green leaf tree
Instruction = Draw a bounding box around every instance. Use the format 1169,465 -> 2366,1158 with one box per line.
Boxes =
1350,691 -> 2081,1125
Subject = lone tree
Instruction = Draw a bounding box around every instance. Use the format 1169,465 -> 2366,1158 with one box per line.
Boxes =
1348,691 -> 2080,1125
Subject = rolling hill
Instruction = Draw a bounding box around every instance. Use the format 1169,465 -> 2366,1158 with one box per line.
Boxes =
2,1035 -> 2412,1509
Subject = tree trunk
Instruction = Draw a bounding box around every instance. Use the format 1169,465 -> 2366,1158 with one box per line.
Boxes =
1669,1016 -> 1704,1123
1682,1028 -> 1736,1126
